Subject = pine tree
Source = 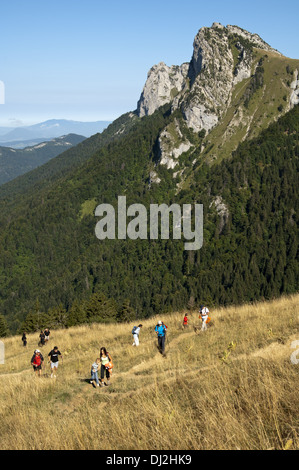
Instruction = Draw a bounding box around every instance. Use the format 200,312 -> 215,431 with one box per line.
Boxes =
0,314 -> 9,337
117,299 -> 135,323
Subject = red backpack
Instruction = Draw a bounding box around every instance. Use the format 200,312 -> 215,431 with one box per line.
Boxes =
33,355 -> 42,366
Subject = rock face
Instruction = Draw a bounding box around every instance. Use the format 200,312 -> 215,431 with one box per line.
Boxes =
158,118 -> 193,170
290,69 -> 299,107
209,196 -> 230,234
137,23 -> 281,131
137,62 -> 189,117
136,22 -> 285,172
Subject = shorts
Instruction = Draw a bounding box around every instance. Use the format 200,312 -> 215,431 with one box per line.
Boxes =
50,362 -> 59,369
33,365 -> 42,371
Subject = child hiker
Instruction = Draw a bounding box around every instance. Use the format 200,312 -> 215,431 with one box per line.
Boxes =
90,358 -> 101,387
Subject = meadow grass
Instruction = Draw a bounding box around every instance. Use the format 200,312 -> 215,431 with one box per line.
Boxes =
0,294 -> 298,450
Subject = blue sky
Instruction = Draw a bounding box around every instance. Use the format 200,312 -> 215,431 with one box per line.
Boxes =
0,0 -> 298,126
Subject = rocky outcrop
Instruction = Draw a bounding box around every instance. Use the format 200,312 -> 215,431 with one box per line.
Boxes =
180,25 -> 236,132
210,196 -> 230,233
137,23 -> 277,126
137,62 -> 189,117
137,22 -> 285,176
137,23 -> 281,135
149,170 -> 161,185
158,119 -> 193,169
290,69 -> 299,107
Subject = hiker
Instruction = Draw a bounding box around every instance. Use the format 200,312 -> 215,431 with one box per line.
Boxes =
183,314 -> 188,328
155,320 -> 167,355
22,332 -> 27,347
48,346 -> 63,378
44,328 -> 51,342
31,349 -> 44,377
132,324 -> 143,346
99,347 -> 113,387
200,304 -> 210,331
90,358 -> 101,387
39,330 -> 46,347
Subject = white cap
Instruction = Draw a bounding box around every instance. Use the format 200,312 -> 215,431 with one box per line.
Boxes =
158,321 -> 162,325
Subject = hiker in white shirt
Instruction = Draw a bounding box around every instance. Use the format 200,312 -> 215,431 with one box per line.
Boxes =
200,304 -> 210,331
132,324 -> 143,346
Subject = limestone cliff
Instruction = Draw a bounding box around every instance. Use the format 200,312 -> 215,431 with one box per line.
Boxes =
136,22 -> 297,176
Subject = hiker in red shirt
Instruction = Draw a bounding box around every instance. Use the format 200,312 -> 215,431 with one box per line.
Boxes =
183,314 -> 188,328
31,350 -> 44,377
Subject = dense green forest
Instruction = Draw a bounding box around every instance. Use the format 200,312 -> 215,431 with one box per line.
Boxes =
0,104 -> 298,335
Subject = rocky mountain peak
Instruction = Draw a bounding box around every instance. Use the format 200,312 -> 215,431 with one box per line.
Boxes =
136,23 -> 292,173
137,23 -> 281,124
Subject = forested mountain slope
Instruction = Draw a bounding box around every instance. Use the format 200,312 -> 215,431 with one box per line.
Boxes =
0,102 -> 297,333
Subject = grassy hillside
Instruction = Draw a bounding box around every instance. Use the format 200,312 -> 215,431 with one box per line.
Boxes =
0,295 -> 298,450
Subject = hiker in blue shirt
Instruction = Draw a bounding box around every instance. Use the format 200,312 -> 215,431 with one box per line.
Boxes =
155,320 -> 167,355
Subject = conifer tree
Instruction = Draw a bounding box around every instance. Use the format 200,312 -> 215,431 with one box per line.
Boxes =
0,314 -> 9,337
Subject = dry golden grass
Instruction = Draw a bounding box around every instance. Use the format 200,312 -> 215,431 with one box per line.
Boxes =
0,294 -> 298,450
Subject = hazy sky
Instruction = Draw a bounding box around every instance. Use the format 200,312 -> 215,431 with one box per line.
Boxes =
0,0 -> 298,126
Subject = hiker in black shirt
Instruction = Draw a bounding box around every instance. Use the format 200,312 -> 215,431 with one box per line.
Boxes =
44,328 -> 50,342
22,332 -> 27,347
48,346 -> 63,379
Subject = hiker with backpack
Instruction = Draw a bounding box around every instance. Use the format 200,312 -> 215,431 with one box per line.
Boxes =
22,332 -> 27,347
38,330 -> 46,347
48,346 -> 63,379
155,321 -> 167,355
200,304 -> 210,331
132,324 -> 143,346
183,314 -> 188,328
31,350 -> 44,377
99,347 -> 113,387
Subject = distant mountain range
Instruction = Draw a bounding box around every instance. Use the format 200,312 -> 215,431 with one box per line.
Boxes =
0,119 -> 111,148
0,134 -> 86,185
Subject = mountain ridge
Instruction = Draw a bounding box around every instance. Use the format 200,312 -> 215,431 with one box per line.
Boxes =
0,134 -> 86,186
0,119 -> 111,145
